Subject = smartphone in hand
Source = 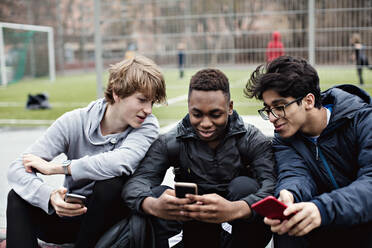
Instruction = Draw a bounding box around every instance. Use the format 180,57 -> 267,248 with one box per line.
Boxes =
175,182 -> 198,198
251,196 -> 291,221
64,193 -> 86,205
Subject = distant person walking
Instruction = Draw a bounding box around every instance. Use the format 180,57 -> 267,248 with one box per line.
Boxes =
177,42 -> 186,78
350,33 -> 371,85
266,31 -> 284,62
124,43 -> 136,60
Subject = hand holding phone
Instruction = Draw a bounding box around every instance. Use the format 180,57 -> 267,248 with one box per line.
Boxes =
175,182 -> 198,198
64,193 -> 86,205
251,196 -> 291,221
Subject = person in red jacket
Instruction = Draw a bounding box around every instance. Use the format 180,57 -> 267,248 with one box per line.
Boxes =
266,31 -> 284,62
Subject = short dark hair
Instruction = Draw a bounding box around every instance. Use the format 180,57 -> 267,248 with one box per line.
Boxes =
244,56 -> 322,108
189,68 -> 230,101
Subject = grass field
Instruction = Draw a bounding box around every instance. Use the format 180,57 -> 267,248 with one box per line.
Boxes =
0,66 -> 371,127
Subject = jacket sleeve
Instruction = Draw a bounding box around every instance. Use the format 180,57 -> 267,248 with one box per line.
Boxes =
273,136 -> 319,203
312,109 -> 372,227
7,115 -> 70,214
122,135 -> 171,214
70,114 -> 159,181
239,124 -> 276,206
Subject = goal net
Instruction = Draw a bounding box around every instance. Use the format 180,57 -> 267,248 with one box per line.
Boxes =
0,22 -> 55,86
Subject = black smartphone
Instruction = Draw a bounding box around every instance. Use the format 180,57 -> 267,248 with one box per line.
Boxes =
64,193 -> 86,205
175,182 -> 198,198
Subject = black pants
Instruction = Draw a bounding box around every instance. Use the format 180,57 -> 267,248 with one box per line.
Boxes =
357,66 -> 364,85
356,62 -> 372,85
152,176 -> 272,248
6,176 -> 130,248
274,220 -> 372,248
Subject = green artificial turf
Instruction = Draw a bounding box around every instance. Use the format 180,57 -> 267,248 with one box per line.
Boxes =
0,66 -> 371,127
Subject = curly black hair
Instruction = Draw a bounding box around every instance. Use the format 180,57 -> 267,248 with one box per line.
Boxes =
244,55 -> 322,108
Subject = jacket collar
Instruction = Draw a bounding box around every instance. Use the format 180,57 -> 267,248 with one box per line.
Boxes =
176,110 -> 247,140
322,84 -> 370,123
276,84 -> 371,142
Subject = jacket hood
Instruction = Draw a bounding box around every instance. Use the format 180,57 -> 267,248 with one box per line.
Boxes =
272,31 -> 281,41
322,84 -> 371,122
84,99 -> 107,145
176,110 -> 246,139
84,98 -> 132,145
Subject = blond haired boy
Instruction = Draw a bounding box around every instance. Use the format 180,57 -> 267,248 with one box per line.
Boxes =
7,55 -> 166,248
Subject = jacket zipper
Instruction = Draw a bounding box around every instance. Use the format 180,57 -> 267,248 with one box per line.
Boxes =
314,141 -> 339,189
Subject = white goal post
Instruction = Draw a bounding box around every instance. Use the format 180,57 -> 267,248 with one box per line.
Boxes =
0,22 -> 56,86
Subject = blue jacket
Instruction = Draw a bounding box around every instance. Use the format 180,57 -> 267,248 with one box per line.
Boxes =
274,84 -> 372,227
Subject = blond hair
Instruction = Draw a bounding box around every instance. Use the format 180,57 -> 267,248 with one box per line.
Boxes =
105,55 -> 166,104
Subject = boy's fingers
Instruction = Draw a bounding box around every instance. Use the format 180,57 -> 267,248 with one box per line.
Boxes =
284,203 -> 302,216
185,194 -> 200,200
264,217 -> 281,225
56,207 -> 87,217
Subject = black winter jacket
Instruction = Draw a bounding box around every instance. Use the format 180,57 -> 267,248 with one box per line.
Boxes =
274,84 -> 372,227
123,111 -> 276,214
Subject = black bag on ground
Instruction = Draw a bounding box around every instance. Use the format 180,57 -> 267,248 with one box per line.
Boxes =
95,214 -> 156,248
26,93 -> 51,110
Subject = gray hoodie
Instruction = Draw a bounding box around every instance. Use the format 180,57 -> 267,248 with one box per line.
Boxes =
7,98 -> 159,214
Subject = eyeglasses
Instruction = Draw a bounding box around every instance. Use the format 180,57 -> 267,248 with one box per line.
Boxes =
258,96 -> 304,120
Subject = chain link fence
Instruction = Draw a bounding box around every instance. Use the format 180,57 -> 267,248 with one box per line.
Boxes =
2,0 -> 372,71
96,0 -> 372,67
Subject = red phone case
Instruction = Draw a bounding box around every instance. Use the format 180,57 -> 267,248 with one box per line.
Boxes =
251,196 -> 290,220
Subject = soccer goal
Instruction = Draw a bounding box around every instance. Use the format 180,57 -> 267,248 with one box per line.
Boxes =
0,22 -> 56,86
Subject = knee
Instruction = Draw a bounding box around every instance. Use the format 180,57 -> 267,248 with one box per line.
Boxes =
7,189 -> 28,214
227,177 -> 259,201
92,176 -> 128,200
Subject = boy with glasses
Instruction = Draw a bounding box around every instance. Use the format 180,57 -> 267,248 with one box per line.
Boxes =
245,55 -> 372,247
258,96 -> 304,120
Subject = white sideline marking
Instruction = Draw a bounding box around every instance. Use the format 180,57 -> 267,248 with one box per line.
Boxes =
0,76 -> 251,125
0,100 -> 261,108
0,119 -> 54,125
222,222 -> 232,234
166,94 -> 188,105
0,76 -> 248,109
168,231 -> 183,247
0,102 -> 87,107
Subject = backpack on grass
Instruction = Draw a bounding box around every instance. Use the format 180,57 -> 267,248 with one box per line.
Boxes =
26,93 -> 51,110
